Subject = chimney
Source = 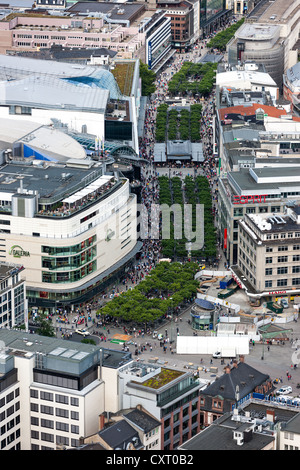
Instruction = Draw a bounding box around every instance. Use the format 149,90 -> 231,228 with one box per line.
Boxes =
225,365 -> 231,374
232,360 -> 238,368
266,409 -> 275,423
239,355 -> 245,363
99,414 -> 105,431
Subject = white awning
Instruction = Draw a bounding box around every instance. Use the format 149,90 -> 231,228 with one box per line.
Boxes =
62,175 -> 114,205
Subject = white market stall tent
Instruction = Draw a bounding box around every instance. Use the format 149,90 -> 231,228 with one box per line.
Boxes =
176,335 -> 249,357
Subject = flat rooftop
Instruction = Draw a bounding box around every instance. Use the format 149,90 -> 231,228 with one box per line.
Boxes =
67,1 -> 146,24
0,162 -> 104,200
236,23 -> 280,41
0,329 -> 132,369
228,167 -> 300,195
258,0 -> 296,22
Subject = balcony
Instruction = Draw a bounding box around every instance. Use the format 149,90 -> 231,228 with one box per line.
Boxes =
36,177 -> 123,219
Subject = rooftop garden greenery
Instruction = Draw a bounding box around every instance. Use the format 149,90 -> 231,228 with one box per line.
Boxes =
140,368 -> 185,389
111,62 -> 136,96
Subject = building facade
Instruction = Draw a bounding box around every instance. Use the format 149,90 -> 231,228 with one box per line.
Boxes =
118,361 -> 204,449
0,263 -> 26,329
232,204 -> 300,304
227,0 -> 300,90
0,161 -> 139,312
0,329 -> 133,450
143,11 -> 173,72
217,167 -> 300,266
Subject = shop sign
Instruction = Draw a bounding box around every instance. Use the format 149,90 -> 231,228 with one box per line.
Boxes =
233,194 -> 268,204
9,245 -> 30,258
268,291 -> 286,295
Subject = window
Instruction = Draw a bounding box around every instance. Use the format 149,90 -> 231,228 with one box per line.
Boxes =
40,405 -> 53,415
55,394 -> 68,405
71,424 -> 79,434
56,435 -> 69,446
6,392 -> 14,403
56,422 -> 69,432
41,432 -> 54,443
70,397 -> 79,407
277,267 -> 288,274
293,266 -> 300,273
41,419 -> 54,429
278,256 -> 288,263
40,392 -> 53,402
266,247 -> 273,252
56,408 -> 69,418
31,430 -> 39,440
292,278 -> 300,286
71,411 -> 79,420
265,268 -> 273,276
278,245 -> 288,251
277,279 -> 287,287
265,280 -> 272,288
266,257 -> 273,264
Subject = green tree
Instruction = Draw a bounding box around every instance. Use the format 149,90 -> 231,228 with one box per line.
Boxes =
35,313 -> 55,337
140,60 -> 156,96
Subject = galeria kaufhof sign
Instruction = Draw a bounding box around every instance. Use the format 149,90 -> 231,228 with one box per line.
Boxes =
9,245 -> 30,258
232,194 -> 268,204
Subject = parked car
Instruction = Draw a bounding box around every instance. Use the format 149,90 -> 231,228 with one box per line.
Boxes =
213,351 -> 221,358
276,386 -> 292,395
75,328 -> 90,337
280,298 -> 289,308
277,395 -> 293,404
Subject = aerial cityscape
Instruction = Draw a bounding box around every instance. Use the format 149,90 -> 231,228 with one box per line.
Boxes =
0,0 -> 300,453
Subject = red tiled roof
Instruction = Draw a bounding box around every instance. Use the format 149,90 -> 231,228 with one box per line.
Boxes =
218,103 -> 287,120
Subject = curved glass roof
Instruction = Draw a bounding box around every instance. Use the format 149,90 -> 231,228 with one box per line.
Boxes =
63,69 -> 122,100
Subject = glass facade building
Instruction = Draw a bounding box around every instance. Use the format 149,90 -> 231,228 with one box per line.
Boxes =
200,0 -> 227,28
63,69 -> 122,100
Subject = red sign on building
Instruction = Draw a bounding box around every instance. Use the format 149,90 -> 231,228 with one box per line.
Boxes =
233,194 -> 268,204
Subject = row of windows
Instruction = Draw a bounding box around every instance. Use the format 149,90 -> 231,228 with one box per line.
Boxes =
265,233 -> 300,240
30,389 -> 79,406
0,388 -> 19,408
31,431 -> 78,446
266,255 -> 300,263
30,402 -> 79,420
42,246 -> 96,270
42,235 -> 96,256
1,428 -> 20,449
265,266 -> 300,275
31,418 -> 79,433
0,402 -> 20,422
42,260 -> 96,283
265,278 -> 300,288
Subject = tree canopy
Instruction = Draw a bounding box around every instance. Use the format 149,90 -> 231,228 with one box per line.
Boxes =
139,60 -> 156,96
96,262 -> 199,325
207,18 -> 245,51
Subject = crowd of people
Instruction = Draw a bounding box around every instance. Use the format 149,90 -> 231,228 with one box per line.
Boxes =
49,21 -> 235,331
